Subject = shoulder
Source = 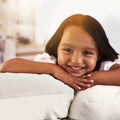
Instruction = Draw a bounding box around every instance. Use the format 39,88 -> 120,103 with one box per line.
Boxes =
34,53 -> 56,64
99,58 -> 120,70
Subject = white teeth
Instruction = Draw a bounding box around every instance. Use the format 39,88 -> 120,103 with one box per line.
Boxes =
71,66 -> 82,70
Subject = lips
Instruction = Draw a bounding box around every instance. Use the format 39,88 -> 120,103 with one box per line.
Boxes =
67,65 -> 85,73
64,65 -> 86,77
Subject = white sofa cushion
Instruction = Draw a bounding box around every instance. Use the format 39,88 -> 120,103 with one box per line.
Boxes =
0,73 -> 74,120
69,85 -> 120,120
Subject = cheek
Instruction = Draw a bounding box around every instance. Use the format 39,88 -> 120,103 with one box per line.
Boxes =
88,58 -> 98,69
57,48 -> 68,67
57,53 -> 64,67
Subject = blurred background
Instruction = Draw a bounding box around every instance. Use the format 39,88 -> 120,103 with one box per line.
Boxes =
0,0 -> 120,63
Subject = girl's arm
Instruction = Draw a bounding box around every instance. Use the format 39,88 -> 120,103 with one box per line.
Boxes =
0,58 -> 56,74
91,63 -> 120,86
0,58 -> 93,90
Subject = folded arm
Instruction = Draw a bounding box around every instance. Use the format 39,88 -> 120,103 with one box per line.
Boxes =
90,63 -> 120,86
0,58 -> 93,90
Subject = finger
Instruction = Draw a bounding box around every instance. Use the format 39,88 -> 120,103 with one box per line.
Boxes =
80,74 -> 91,79
80,79 -> 94,84
76,78 -> 94,85
72,84 -> 82,90
64,79 -> 82,90
74,80 -> 93,89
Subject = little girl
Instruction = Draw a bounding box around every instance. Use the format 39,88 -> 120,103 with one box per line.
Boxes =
0,13 -> 120,90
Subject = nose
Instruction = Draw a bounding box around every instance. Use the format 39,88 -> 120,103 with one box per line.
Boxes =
71,53 -> 83,64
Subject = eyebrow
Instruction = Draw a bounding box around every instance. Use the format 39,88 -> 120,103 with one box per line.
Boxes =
60,43 -> 97,51
83,47 -> 97,51
60,43 -> 73,47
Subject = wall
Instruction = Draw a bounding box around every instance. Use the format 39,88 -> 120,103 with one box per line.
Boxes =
0,0 -> 120,61
17,0 -> 35,41
35,0 -> 120,53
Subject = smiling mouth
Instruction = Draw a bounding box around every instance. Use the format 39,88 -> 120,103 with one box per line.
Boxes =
67,65 -> 86,73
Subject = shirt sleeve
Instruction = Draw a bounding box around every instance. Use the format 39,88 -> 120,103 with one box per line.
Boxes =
99,59 -> 120,71
34,53 -> 56,64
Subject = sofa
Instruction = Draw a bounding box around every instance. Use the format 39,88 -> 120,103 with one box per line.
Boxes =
0,72 -> 120,120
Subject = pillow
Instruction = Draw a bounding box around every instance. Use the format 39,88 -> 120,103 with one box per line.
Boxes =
69,85 -> 120,120
0,73 -> 74,120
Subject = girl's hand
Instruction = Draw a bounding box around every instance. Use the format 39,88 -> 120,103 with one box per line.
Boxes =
52,65 -> 94,90
79,73 -> 94,89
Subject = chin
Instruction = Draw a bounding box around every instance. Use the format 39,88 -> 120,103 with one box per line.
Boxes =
70,73 -> 84,77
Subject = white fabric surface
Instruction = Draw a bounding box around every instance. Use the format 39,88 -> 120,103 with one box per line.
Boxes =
34,53 -> 56,63
69,85 -> 120,120
0,95 -> 71,120
0,73 -> 73,98
99,59 -> 120,70
0,73 -> 74,120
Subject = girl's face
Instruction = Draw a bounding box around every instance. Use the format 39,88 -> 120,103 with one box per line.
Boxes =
57,26 -> 99,77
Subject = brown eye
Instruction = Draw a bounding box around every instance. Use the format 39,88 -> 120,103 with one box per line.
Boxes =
63,48 -> 73,53
83,51 -> 93,55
